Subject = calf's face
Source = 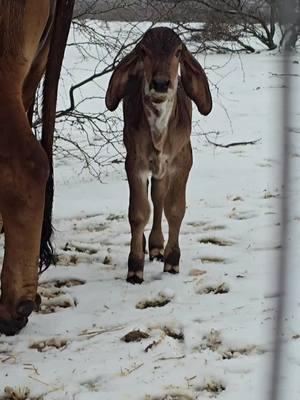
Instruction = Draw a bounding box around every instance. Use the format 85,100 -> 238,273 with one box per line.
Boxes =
140,28 -> 182,101
105,27 -> 212,116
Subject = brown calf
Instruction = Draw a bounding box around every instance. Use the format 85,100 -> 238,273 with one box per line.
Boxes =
106,27 -> 212,284
0,0 -> 74,335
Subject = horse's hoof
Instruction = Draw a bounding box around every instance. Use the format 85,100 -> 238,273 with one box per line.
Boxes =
16,299 -> 35,318
0,316 -> 28,336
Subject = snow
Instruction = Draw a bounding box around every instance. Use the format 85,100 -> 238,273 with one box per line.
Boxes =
0,22 -> 300,400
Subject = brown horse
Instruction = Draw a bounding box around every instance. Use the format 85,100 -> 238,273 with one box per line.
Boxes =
0,0 -> 74,335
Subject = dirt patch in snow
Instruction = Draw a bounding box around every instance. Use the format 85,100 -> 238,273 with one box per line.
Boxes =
198,380 -> 226,397
1,387 -> 42,400
40,279 -> 85,288
197,283 -> 229,295
145,393 -> 194,400
199,237 -> 234,246
29,337 -> 68,352
136,291 -> 174,309
200,256 -> 227,264
121,330 -> 150,342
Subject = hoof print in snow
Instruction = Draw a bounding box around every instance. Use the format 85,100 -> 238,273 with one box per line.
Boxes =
199,237 -> 234,247
199,256 -> 227,265
145,393 -> 194,400
30,337 -> 68,352
38,281 -> 78,314
189,269 -> 207,276
202,224 -> 226,232
46,279 -> 85,288
106,213 -> 126,221
136,291 -> 174,309
198,329 -> 222,352
228,210 -> 257,220
121,330 -> 150,343
221,345 -> 265,359
230,196 -> 244,202
292,334 -> 300,340
198,283 -> 229,295
163,326 -> 184,341
63,242 -> 98,255
198,380 -> 226,397
2,386 -> 42,400
196,330 -> 264,360
57,242 -> 99,265
103,254 -> 113,265
39,294 -> 77,314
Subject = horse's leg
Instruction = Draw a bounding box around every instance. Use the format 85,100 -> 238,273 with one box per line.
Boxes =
0,97 -> 49,335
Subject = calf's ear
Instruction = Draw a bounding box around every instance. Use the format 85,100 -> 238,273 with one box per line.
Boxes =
105,48 -> 141,111
180,45 -> 212,115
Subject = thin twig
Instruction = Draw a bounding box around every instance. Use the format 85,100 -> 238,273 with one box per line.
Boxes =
156,355 -> 186,361
205,135 -> 261,148
120,363 -> 144,376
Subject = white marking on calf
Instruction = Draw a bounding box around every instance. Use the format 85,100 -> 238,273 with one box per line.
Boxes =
149,152 -> 168,179
139,170 -> 149,185
144,79 -> 177,153
148,99 -> 173,135
143,74 -> 179,178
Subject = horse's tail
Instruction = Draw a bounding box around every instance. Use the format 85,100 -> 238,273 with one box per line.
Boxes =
40,0 -> 75,272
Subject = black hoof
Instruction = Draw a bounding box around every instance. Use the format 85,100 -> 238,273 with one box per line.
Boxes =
0,316 -> 28,336
164,264 -> 179,274
126,272 -> 144,284
128,254 -> 144,284
150,254 -> 164,262
16,300 -> 35,318
34,294 -> 42,311
149,248 -> 164,262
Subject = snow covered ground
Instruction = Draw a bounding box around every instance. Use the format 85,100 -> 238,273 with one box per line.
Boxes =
0,23 -> 300,400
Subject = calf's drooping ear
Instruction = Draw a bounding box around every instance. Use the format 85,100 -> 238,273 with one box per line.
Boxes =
180,46 -> 212,115
105,49 -> 140,111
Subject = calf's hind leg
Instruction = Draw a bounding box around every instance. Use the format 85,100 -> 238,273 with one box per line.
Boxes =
0,100 -> 49,335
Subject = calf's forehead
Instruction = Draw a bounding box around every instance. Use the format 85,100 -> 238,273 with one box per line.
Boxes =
141,28 -> 182,55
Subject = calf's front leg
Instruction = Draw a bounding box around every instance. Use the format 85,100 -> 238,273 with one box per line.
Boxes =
164,145 -> 192,274
126,158 -> 150,284
149,175 -> 169,261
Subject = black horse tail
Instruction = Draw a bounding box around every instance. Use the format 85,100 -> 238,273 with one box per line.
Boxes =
40,0 -> 75,272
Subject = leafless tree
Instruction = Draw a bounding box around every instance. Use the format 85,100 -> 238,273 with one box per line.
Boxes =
31,0 -> 299,179
278,0 -> 300,50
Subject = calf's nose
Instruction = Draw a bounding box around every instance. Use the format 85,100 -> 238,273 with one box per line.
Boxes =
151,79 -> 170,93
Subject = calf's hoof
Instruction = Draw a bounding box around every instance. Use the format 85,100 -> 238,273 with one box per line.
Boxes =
126,270 -> 144,284
149,248 -> 164,262
164,263 -> 179,274
127,254 -> 144,284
